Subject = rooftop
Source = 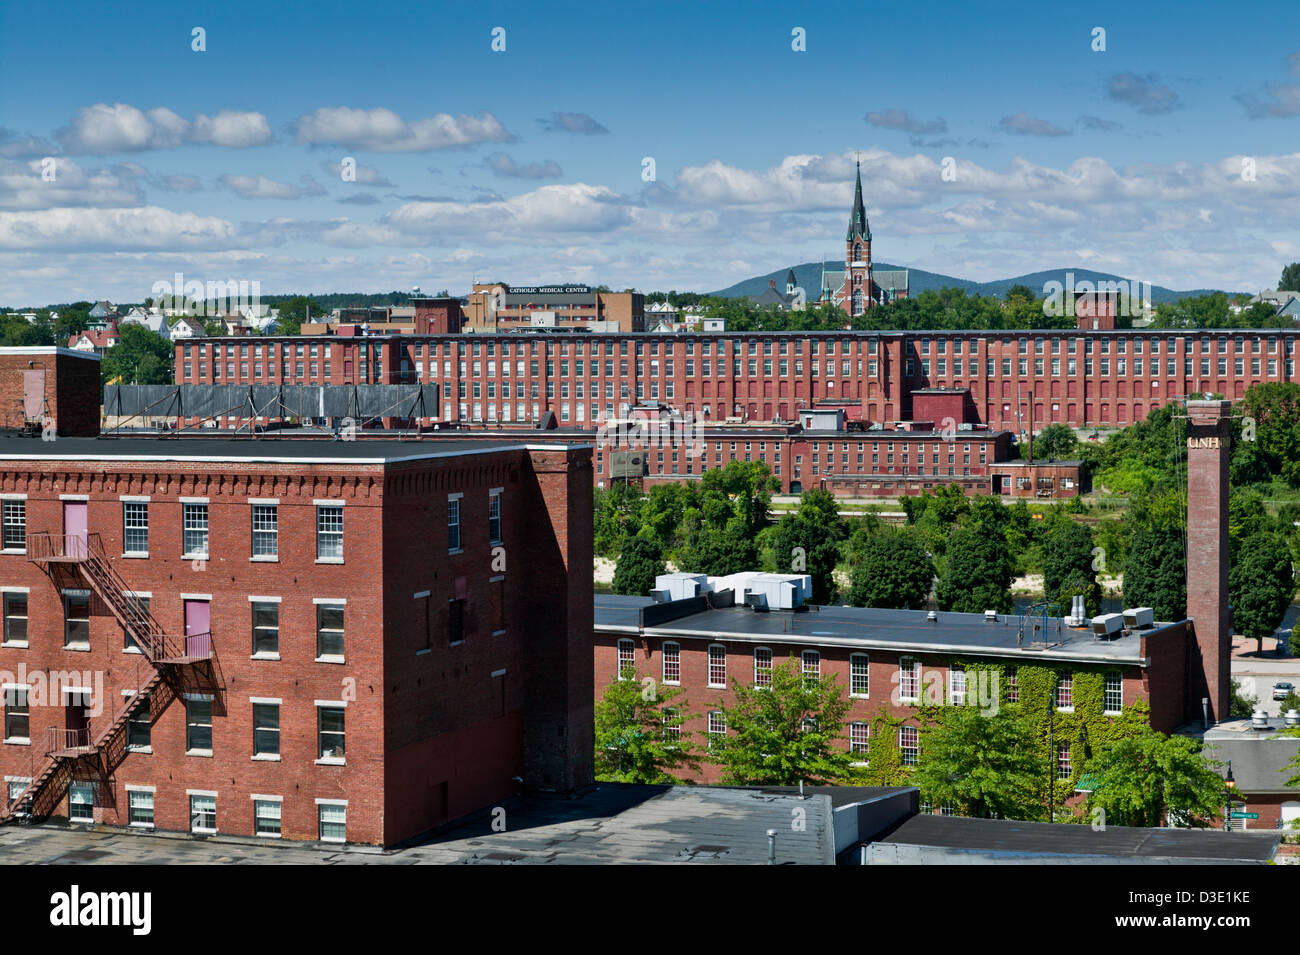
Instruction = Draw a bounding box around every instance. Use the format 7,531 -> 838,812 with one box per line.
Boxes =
0,433 -> 583,465
595,593 -> 1162,664
868,814 -> 1280,864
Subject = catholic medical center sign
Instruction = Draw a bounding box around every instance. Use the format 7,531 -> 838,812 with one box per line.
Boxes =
508,285 -> 592,295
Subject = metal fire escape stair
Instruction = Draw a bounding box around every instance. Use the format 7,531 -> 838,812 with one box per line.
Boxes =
0,532 -> 220,823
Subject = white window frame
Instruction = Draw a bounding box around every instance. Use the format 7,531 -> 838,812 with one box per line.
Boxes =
899,656 -> 920,703
661,641 -> 680,685
753,646 -> 772,688
850,653 -> 869,698
616,638 -> 635,679
949,668 -> 966,706
1104,671 -> 1123,714
707,644 -> 727,688
315,503 -> 344,563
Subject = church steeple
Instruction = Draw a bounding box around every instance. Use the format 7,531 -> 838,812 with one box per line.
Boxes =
846,160 -> 871,242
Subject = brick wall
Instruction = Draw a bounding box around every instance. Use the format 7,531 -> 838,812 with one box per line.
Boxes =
0,348 -> 101,437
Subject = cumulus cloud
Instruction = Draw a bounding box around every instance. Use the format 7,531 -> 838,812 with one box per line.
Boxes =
290,107 -> 514,151
1106,73 -> 1182,115
0,158 -> 146,210
865,109 -> 947,134
219,174 -> 327,199
0,206 -> 239,250
537,112 -> 608,135
486,153 -> 563,179
998,113 -> 1070,136
55,103 -> 271,153
322,160 -> 394,186
0,128 -> 58,159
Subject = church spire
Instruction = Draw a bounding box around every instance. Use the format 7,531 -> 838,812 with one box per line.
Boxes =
846,160 -> 871,242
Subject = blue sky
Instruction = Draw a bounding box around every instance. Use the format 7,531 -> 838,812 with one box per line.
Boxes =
2,0 -> 1300,304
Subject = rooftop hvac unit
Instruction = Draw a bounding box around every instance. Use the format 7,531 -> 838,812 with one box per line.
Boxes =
1092,613 -> 1123,638
650,588 -> 672,603
1122,607 -> 1154,629
745,592 -> 769,612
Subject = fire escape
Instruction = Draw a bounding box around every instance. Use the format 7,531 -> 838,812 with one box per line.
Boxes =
0,532 -> 222,823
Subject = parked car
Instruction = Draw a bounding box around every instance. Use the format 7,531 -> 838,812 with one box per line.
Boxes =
1273,681 -> 1295,700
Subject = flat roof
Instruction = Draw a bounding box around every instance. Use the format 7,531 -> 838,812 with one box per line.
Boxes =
595,593 -> 1158,664
0,434 -> 584,466
871,814 -> 1279,864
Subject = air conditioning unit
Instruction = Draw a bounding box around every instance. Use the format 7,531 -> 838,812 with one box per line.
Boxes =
1122,607 -> 1154,629
1092,613 -> 1123,638
984,610 -> 998,621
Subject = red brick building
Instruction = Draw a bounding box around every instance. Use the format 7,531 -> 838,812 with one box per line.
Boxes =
0,433 -> 593,845
0,347 -> 101,437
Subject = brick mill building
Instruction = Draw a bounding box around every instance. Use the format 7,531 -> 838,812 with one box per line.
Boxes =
0,426 -> 595,845
594,402 -> 1242,808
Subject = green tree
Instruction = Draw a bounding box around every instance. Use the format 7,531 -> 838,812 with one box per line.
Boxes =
1083,729 -> 1227,828
1033,424 -> 1078,461
1004,283 -> 1037,303
593,667 -> 700,783
710,656 -> 860,785
1122,524 -> 1186,620
101,323 -> 173,384
1280,262 -> 1300,291
1230,678 -> 1257,719
1042,519 -> 1101,616
935,524 -> 1013,613
612,534 -> 665,597
912,706 -> 1046,820
847,530 -> 934,609
769,489 -> 844,603
272,296 -> 324,336
1229,532 -> 1296,653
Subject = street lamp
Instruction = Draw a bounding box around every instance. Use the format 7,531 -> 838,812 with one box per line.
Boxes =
1224,760 -> 1236,833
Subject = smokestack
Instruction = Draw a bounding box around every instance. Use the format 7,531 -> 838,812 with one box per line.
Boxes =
1185,400 -> 1233,724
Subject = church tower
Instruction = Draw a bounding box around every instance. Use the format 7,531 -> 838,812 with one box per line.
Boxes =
845,160 -> 873,316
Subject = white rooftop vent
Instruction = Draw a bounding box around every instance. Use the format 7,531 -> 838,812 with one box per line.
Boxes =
927,611 -> 937,622
1251,708 -> 1270,730
1285,709 -> 1300,728
1092,613 -> 1123,637
984,610 -> 998,621
1122,607 -> 1154,629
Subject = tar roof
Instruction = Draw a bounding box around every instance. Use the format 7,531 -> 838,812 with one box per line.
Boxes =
872,814 -> 1278,863
1202,736 -> 1300,793
0,434 -> 583,465
594,593 -> 1155,664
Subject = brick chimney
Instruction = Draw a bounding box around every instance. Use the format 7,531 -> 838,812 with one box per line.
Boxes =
1185,399 -> 1233,723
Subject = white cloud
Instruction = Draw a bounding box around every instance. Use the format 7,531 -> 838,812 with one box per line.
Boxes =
322,160 -> 395,186
56,103 -> 272,153
0,206 -> 239,250
290,107 -> 514,151
219,174 -> 327,199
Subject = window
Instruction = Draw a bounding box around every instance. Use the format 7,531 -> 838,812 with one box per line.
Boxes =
3,593 -> 27,646
253,703 -> 280,757
190,794 -> 216,833
708,644 -> 726,687
2,500 -> 25,551
662,642 -> 680,684
802,650 -> 820,685
850,653 -> 869,697
128,790 -> 154,827
122,594 -> 149,652
899,725 -> 919,766
707,710 -> 726,749
617,638 -> 635,679
662,708 -> 681,742
182,503 -> 209,557
447,498 -> 461,551
186,697 -> 213,752
252,602 -> 279,656
126,697 -> 151,750
4,686 -> 29,740
753,647 -> 773,687
316,603 -> 344,659
898,656 -> 920,702
318,707 -> 345,760
123,502 -> 148,554
318,803 -> 346,842
69,782 -> 94,822
849,722 -> 870,761
252,504 -> 278,558
1007,668 -> 1018,704
255,799 -> 282,836
1056,673 -> 1073,710
488,492 -> 502,545
949,668 -> 966,706
1104,672 -> 1123,713
64,590 -> 90,648
1057,743 -> 1072,781
316,505 -> 343,560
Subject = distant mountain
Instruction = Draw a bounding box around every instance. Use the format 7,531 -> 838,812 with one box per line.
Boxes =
709,262 -> 1240,304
